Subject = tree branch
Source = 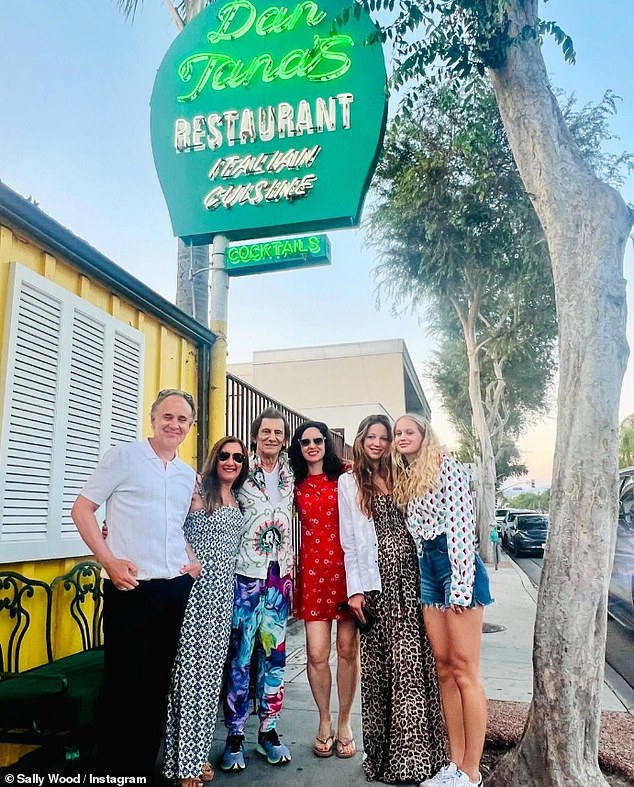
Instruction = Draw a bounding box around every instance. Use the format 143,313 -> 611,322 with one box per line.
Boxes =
163,0 -> 184,31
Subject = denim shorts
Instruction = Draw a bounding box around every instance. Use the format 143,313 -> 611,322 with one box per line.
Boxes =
419,533 -> 493,608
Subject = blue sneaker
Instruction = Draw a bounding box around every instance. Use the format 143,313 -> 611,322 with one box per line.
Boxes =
256,729 -> 291,765
219,734 -> 246,772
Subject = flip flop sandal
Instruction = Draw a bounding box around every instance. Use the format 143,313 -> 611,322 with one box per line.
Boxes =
335,737 -> 357,759
313,732 -> 336,758
200,762 -> 215,782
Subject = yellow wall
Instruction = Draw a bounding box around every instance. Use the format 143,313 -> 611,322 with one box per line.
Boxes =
0,222 -> 201,661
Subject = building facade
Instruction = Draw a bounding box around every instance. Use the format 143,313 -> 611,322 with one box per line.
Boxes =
0,182 -> 216,578
228,339 -> 431,442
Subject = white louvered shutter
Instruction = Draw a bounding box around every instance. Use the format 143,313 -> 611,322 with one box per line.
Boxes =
0,264 -> 144,560
61,310 -> 106,536
1,282 -> 61,542
111,331 -> 142,446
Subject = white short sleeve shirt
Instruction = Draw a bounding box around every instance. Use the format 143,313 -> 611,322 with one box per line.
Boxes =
80,439 -> 196,580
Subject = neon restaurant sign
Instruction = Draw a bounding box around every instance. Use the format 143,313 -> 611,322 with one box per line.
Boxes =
150,0 -> 388,243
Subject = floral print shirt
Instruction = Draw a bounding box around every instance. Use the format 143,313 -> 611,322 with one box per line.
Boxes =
405,455 -> 477,606
235,453 -> 295,579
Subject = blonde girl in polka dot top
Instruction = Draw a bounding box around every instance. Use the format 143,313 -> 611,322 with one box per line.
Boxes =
392,414 -> 492,787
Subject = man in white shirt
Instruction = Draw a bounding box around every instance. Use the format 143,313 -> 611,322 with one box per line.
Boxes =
71,389 -> 198,780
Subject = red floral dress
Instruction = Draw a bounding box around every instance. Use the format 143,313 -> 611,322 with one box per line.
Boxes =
293,473 -> 352,621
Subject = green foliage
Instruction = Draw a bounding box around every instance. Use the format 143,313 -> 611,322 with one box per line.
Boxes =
429,327 -> 551,477
114,0 -> 189,25
538,20 -> 574,63
559,90 -> 634,188
620,414 -> 634,469
370,83 -> 550,300
494,441 -> 528,485
357,0 -> 575,94
114,0 -> 142,20
367,81 -> 557,467
504,489 -> 550,513
368,82 -> 631,486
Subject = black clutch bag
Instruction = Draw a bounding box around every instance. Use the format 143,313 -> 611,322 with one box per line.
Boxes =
355,605 -> 376,634
339,602 -> 377,635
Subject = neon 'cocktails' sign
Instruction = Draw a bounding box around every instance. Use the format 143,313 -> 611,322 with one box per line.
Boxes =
226,233 -> 331,275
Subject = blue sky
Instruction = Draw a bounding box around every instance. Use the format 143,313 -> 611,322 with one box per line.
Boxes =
1,0 -> 632,481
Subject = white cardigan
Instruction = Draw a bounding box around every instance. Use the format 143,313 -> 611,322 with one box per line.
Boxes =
337,471 -> 382,598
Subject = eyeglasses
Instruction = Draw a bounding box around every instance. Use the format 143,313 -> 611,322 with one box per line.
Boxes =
156,388 -> 196,408
300,437 -> 325,447
218,451 -> 246,463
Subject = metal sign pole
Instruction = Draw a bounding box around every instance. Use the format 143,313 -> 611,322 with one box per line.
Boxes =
209,234 -> 229,444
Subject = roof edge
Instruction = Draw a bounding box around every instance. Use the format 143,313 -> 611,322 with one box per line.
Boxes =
0,180 -> 216,347
400,341 -> 431,415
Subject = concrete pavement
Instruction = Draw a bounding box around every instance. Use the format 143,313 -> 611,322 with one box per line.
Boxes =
206,550 -> 633,786
3,551 -> 630,783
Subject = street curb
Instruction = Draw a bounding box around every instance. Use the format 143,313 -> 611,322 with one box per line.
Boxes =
499,551 -> 634,717
604,663 -> 634,717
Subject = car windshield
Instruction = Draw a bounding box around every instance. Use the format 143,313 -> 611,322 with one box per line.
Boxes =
518,516 -> 548,530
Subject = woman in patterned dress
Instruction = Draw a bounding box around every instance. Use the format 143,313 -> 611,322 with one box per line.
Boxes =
338,414 -> 446,783
288,421 -> 359,759
163,436 -> 249,787
393,415 -> 493,787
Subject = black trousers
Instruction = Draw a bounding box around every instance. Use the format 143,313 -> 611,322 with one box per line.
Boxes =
99,574 -> 193,777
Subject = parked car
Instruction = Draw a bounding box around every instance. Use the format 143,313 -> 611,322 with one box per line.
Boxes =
609,466 -> 634,630
505,512 -> 549,557
495,507 -> 512,537
500,509 -> 537,548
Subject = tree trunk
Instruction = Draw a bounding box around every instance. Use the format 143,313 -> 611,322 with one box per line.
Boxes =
456,294 -> 496,563
486,357 -> 508,449
487,1 -> 633,784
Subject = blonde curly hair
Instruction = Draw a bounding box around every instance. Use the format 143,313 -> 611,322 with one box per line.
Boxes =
392,414 -> 442,508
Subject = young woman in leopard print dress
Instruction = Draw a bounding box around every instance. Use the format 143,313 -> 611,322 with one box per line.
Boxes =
338,414 -> 447,783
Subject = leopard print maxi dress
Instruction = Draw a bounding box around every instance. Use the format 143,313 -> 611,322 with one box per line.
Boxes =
360,493 -> 447,783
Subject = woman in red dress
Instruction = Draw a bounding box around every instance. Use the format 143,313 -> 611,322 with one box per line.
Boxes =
288,421 -> 359,760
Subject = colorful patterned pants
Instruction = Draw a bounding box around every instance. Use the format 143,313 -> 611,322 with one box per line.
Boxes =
223,561 -> 292,734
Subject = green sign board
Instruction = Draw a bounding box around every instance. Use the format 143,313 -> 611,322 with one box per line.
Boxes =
226,233 -> 331,275
150,0 -> 388,243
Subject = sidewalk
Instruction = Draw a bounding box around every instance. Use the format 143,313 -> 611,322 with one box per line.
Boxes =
4,552 -> 629,783
207,551 -> 634,786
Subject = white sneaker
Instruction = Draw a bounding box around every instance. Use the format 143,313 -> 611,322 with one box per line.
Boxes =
447,772 -> 469,786
419,762 -> 459,786
448,771 -> 483,787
